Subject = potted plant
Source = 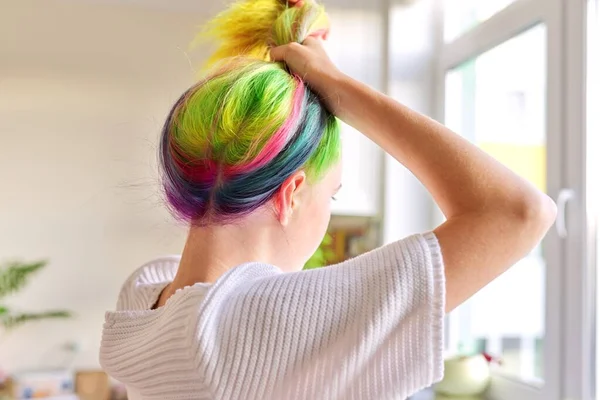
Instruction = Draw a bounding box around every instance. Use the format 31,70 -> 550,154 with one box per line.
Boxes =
434,352 -> 501,397
0,261 -> 71,329
0,260 -> 72,392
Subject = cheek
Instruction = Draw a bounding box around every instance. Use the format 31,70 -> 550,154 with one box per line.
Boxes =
317,195 -> 332,232
291,190 -> 330,256
305,191 -> 332,245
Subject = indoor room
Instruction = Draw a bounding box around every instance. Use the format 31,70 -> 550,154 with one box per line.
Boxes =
0,0 -> 598,399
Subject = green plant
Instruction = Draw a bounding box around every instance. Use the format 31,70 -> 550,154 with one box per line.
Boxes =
0,261 -> 71,330
304,233 -> 337,270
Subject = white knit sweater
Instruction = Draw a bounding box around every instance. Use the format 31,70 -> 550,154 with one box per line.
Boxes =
100,232 -> 445,400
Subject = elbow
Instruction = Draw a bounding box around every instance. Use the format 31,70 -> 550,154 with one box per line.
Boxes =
513,191 -> 557,240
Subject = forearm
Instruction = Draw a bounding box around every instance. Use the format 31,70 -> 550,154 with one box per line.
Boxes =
326,73 -> 548,218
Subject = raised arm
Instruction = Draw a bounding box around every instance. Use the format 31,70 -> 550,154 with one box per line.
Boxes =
271,37 -> 557,312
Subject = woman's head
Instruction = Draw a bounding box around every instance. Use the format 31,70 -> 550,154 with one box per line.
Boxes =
159,0 -> 341,269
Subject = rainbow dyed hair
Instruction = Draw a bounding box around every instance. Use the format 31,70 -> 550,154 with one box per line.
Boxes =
159,0 -> 341,223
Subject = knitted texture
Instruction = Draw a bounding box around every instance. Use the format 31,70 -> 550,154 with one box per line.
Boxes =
100,232 -> 445,400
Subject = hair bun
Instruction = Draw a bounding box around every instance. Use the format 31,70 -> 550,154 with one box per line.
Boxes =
159,0 -> 340,224
199,0 -> 330,69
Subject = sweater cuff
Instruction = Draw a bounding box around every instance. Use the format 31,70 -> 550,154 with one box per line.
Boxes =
422,231 -> 446,384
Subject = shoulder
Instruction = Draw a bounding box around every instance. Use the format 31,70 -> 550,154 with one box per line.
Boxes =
115,256 -> 181,311
217,233 -> 443,309
330,231 -> 442,273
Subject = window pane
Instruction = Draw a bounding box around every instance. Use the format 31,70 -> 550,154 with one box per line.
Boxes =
444,0 -> 517,41
445,25 -> 547,382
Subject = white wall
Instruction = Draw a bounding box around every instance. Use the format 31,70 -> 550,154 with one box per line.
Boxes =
325,7 -> 385,217
383,0 -> 437,243
0,0 -> 209,371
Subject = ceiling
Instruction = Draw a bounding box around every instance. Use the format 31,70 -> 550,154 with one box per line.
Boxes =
69,0 -> 384,15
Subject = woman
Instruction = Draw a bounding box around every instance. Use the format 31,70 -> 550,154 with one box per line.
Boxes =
100,0 -> 556,399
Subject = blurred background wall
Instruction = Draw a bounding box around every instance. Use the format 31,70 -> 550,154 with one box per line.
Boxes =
0,0 -> 207,370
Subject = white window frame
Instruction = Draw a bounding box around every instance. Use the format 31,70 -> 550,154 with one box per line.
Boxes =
590,0 -> 600,396
432,0 -> 593,399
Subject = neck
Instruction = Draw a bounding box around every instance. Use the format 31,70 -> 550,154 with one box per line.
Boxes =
172,212 -> 289,286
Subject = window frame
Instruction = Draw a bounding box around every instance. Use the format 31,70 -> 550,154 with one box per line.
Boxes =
432,0 -> 593,399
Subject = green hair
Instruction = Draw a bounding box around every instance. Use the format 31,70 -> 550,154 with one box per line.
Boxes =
159,0 -> 341,222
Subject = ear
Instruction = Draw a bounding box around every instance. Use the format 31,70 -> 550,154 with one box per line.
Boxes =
275,170 -> 307,226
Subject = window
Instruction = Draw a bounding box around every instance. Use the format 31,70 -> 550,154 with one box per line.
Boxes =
436,0 -> 599,396
444,24 -> 547,382
436,0 -> 597,396
443,0 -> 517,41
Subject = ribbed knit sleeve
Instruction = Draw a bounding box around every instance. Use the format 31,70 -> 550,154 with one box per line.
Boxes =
204,232 -> 445,400
115,256 -> 180,311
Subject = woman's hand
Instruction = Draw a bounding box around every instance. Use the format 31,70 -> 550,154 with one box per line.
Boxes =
270,37 -> 345,110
